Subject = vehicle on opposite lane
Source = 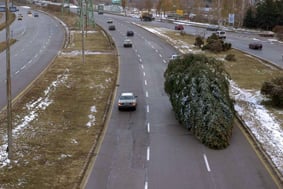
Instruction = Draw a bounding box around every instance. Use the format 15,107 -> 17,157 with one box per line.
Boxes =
249,42 -> 263,50
175,24 -> 184,30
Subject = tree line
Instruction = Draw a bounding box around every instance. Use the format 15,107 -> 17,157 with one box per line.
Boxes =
243,0 -> 283,30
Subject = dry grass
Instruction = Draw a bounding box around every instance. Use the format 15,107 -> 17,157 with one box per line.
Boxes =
0,9 -> 117,188
0,39 -> 17,53
0,13 -> 16,31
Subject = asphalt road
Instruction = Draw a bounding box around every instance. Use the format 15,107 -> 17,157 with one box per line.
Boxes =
84,13 -> 280,189
0,7 -> 65,110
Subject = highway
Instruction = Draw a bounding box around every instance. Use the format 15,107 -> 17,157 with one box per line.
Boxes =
84,13 -> 280,189
0,7 -> 65,110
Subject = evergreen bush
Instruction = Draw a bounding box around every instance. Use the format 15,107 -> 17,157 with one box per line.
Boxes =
194,35 -> 204,48
261,77 -> 283,107
202,34 -> 231,53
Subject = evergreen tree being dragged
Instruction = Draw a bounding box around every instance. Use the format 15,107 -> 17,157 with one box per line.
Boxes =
164,54 -> 235,149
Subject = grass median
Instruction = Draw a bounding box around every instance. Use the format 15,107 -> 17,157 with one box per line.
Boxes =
0,11 -> 118,188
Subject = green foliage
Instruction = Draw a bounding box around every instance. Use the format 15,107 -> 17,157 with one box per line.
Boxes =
202,34 -> 231,53
194,35 -> 204,48
225,54 -> 236,61
243,7 -> 257,28
261,76 -> 283,107
164,54 -> 234,149
243,0 -> 283,30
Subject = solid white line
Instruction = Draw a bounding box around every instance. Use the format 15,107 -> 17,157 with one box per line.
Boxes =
203,154 -> 211,172
147,105 -> 149,113
144,80 -> 147,86
144,181 -> 148,189
147,123 -> 150,133
146,91 -> 149,97
147,146 -> 150,161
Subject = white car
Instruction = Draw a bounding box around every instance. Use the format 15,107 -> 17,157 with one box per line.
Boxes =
118,92 -> 137,110
123,39 -> 133,48
214,30 -> 226,39
107,19 -> 113,24
170,54 -> 180,60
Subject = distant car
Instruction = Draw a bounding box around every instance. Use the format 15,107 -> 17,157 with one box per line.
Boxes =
206,25 -> 220,31
175,24 -> 184,30
18,14 -> 23,20
214,30 -> 226,39
123,39 -> 132,48
27,10 -> 32,15
107,19 -> 113,24
118,92 -> 137,110
126,30 -> 134,36
170,54 -> 180,60
249,42 -> 263,50
34,13 -> 39,17
108,25 -> 116,31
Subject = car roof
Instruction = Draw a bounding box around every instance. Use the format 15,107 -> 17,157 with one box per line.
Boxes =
121,92 -> 134,96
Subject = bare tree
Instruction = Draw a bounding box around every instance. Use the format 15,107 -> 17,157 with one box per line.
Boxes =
144,0 -> 153,11
121,0 -> 127,15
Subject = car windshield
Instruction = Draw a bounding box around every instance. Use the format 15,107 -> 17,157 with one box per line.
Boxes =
120,96 -> 134,100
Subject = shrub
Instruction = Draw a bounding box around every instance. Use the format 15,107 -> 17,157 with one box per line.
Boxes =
225,54 -> 236,61
202,34 -> 231,53
223,42 -> 232,51
194,35 -> 204,48
261,77 -> 283,107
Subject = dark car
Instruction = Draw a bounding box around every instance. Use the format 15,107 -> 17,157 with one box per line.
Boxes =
126,30 -> 134,36
175,24 -> 184,30
34,13 -> 39,17
108,25 -> 116,31
249,42 -> 263,50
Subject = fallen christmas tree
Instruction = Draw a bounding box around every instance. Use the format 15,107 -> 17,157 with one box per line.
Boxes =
164,53 -> 235,149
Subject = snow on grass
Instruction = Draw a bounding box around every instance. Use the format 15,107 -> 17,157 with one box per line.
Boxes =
140,25 -> 283,176
231,82 -> 283,174
0,70 -> 70,167
59,50 -> 113,57
86,106 -> 97,127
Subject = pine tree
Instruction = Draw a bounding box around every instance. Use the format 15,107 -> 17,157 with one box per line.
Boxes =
164,54 -> 234,149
